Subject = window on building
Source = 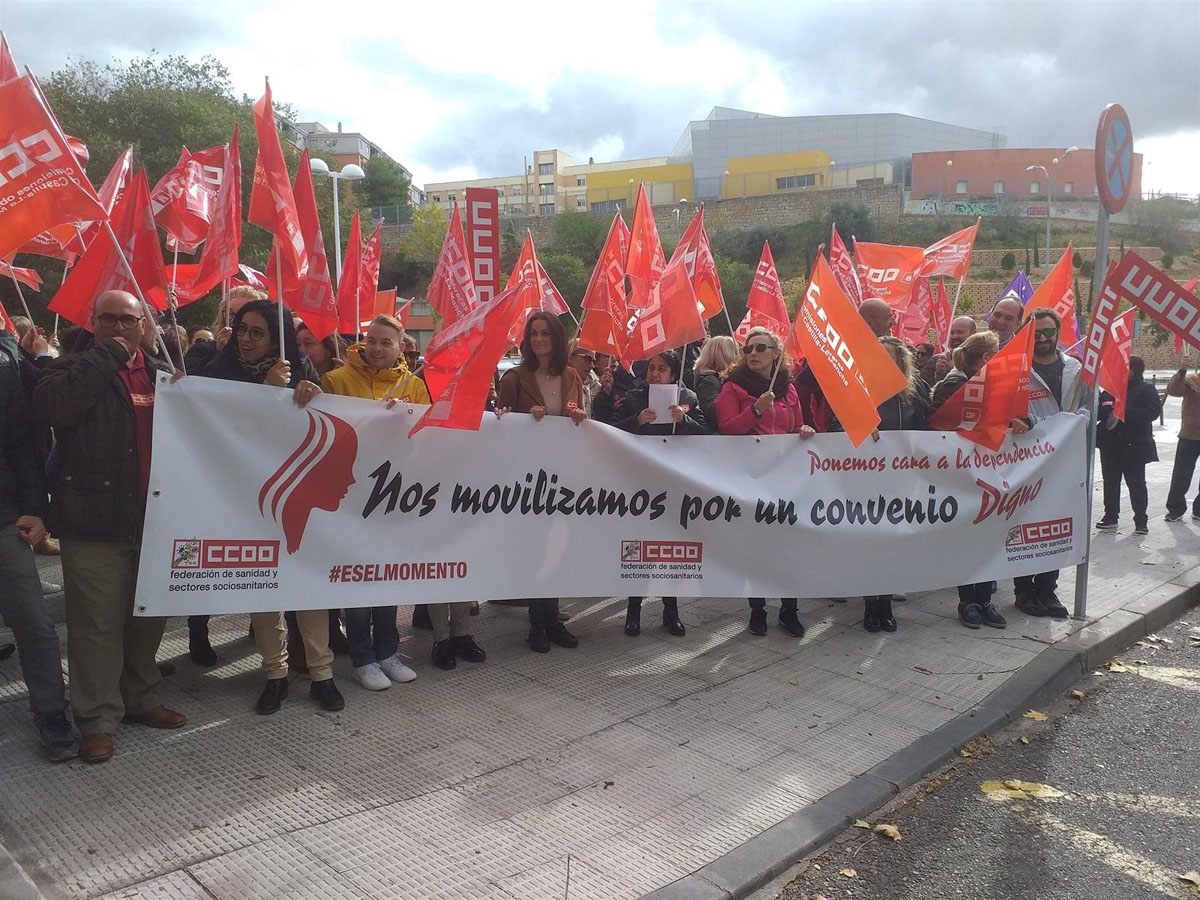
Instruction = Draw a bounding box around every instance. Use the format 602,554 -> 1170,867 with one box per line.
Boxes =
538,163 -> 553,175
776,174 -> 816,190
1063,182 -> 1074,194
1029,181 -> 1040,193
576,198 -> 586,208
512,186 -> 521,196
955,181 -> 968,194
539,203 -> 555,216
448,193 -> 456,201
432,195 -> 440,203
592,200 -> 623,214
494,186 -> 504,197
539,183 -> 554,196
993,180 -> 1005,194
576,177 -> 585,186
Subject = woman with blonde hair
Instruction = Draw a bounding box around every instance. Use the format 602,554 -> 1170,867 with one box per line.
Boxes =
692,335 -> 738,428
715,326 -> 816,638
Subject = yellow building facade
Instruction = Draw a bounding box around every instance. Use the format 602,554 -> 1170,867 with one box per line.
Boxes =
719,151 -> 833,199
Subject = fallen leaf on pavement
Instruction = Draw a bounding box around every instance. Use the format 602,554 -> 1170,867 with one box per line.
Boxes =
1106,659 -> 1135,673
874,823 -> 902,841
959,736 -> 994,759
1179,870 -> 1200,888
853,819 -> 871,829
1069,690 -> 1084,700
788,679 -> 798,685
1134,640 -> 1149,648
1019,736 -> 1030,744
1023,710 -> 1049,721
981,780 -> 1066,801
812,894 -> 831,900
840,868 -> 857,878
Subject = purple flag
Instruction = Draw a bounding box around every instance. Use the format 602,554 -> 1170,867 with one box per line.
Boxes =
1004,271 -> 1035,306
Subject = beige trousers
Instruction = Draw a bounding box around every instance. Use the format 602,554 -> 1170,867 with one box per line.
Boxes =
251,609 -> 333,681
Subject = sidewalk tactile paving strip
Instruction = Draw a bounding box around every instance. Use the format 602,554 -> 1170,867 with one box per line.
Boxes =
2,403 -> 1196,898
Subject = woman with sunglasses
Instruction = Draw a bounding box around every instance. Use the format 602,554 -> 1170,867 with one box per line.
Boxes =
715,327 -> 816,639
612,349 -> 708,638
198,300 -> 344,714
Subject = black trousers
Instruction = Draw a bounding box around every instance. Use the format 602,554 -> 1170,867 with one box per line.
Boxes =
1099,448 -> 1148,522
1165,438 -> 1200,517
956,582 -> 995,606
1014,571 -> 1059,597
528,598 -> 560,626
748,598 -> 797,612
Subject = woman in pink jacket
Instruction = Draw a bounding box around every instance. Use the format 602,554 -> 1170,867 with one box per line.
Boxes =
715,326 -> 816,638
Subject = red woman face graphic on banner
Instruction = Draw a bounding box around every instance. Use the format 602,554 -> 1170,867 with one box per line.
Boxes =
258,409 -> 357,553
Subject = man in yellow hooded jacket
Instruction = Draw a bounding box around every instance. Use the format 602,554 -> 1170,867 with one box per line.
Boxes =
320,314 -> 426,691
321,314 -> 430,403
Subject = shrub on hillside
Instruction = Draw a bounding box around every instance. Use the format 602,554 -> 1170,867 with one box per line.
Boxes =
1000,251 -> 1016,270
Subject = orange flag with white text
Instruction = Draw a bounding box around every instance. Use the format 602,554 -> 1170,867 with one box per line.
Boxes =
853,241 -> 925,311
1026,244 -> 1079,347
786,255 -> 907,447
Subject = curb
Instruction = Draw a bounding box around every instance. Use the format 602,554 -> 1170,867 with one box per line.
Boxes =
0,841 -> 46,900
641,579 -> 1200,900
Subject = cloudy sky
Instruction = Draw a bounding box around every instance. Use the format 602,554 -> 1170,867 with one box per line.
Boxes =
3,0 -> 1198,194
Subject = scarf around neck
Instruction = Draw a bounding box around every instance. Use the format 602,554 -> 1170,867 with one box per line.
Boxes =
239,355 -> 280,384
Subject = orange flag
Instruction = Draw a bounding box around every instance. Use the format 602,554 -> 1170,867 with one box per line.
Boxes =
427,200 -> 478,326
918,221 -> 979,280
853,241 -> 925,311
248,79 -> 307,280
734,242 -> 789,343
671,205 -> 724,320
1099,309 -> 1134,420
0,75 -> 107,261
1026,243 -> 1079,347
626,183 -> 666,310
396,298 -> 412,328
578,213 -> 629,356
334,211 -> 363,332
931,277 -> 952,353
930,320 -> 1035,450
786,255 -> 907,447
829,225 -> 862,307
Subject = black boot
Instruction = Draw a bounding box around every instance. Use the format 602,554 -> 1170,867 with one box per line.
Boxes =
256,677 -> 288,715
748,608 -> 768,635
778,608 -> 805,638
188,616 -> 218,666
662,599 -> 685,637
625,599 -> 642,636
546,621 -> 579,648
863,597 -> 882,633
879,596 -> 897,633
528,622 -> 550,653
310,678 -> 345,712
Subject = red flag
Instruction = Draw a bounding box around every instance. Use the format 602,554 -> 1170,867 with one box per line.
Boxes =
360,220 -> 382,318
0,302 -> 14,333
932,277 -> 953,353
264,147 -> 339,336
578,213 -> 630,357
509,232 -> 568,316
248,80 -> 307,280
0,75 -> 107,261
620,252 -> 706,369
786,255 -> 907,447
1099,309 -> 1135,421
0,33 -> 18,84
854,241 -> 925,311
930,320 -> 1035,451
396,298 -> 411,328
918,221 -> 979,280
426,201 -> 478,326
335,210 -> 363,332
626,183 -> 666,310
895,277 -> 932,344
829,225 -> 863,307
1174,278 -> 1199,355
57,145 -> 134,256
671,205 -> 724,320
1026,243 -> 1079,348
734,242 -> 790,343
236,265 -> 268,291
359,289 -> 397,331
150,147 -> 213,253
49,169 -> 167,327
0,258 -> 42,290
186,126 -> 243,306
411,279 -> 541,437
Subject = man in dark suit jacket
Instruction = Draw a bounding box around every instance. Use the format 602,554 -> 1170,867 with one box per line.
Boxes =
1096,356 -> 1162,535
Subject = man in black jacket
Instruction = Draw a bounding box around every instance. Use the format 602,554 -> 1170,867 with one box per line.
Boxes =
0,328 -> 77,761
1096,356 -> 1161,535
34,290 -> 187,764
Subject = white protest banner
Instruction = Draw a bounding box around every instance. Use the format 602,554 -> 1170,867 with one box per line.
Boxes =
135,377 -> 1087,616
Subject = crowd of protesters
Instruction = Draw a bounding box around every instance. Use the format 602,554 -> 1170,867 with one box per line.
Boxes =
0,281 -> 1180,765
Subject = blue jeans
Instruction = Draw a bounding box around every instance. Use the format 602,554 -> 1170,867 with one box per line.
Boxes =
343,606 -> 399,668
0,524 -> 68,716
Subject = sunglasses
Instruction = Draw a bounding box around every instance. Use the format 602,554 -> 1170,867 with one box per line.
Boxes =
1034,327 -> 1058,339
96,313 -> 143,329
743,342 -> 774,355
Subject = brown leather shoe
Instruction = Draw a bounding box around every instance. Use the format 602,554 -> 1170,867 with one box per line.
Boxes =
34,534 -> 60,556
122,705 -> 187,729
80,733 -> 114,763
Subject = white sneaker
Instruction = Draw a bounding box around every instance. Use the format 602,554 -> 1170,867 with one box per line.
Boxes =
354,662 -> 391,691
378,654 -> 417,683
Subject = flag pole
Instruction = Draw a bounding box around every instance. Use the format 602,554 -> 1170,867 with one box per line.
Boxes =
168,246 -> 186,375
222,277 -> 230,329
273,240 -> 286,369
8,273 -> 35,322
100,219 -> 175,373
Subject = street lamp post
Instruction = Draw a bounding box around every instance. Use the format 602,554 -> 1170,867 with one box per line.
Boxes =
1026,146 -> 1077,274
674,197 -> 689,227
943,158 -> 953,210
310,157 -> 366,284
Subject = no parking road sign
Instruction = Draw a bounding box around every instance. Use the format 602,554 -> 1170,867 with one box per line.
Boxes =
1096,103 -> 1133,214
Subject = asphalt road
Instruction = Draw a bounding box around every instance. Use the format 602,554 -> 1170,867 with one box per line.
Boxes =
773,605 -> 1200,900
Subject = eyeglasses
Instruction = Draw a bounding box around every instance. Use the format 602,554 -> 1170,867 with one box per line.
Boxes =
743,342 -> 773,355
1034,327 -> 1058,339
572,353 -> 596,363
236,324 -> 269,342
96,313 -> 143,329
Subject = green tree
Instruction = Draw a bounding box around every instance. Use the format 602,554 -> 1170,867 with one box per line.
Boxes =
539,253 -> 590,318
402,205 -> 447,265
359,156 -> 412,223
500,220 -> 521,272
714,254 -> 753,333
1000,251 -> 1016,270
824,201 -> 876,248
549,211 -> 609,264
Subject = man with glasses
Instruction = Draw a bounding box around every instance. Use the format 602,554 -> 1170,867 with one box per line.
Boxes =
567,340 -> 600,415
1012,307 -> 1084,620
34,290 -> 187,764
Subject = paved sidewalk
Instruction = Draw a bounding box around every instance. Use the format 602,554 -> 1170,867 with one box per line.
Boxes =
1,400 -> 1197,900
